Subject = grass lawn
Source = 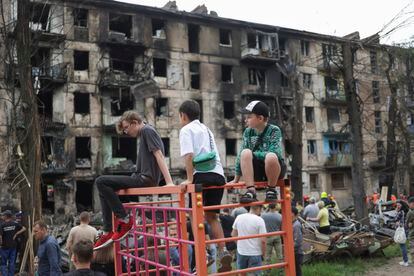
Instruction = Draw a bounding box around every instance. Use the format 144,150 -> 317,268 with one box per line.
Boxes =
302,244 -> 401,276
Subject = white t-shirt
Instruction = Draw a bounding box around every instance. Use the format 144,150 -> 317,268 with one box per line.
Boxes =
179,120 -> 224,176
233,213 -> 267,256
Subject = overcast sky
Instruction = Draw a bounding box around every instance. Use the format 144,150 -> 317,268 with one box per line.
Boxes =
115,0 -> 414,44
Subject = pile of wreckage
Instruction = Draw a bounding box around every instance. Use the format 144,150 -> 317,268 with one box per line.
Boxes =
42,212 -> 104,272
301,205 -> 395,263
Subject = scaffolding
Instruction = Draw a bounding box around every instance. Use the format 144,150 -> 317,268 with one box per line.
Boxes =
113,179 -> 296,275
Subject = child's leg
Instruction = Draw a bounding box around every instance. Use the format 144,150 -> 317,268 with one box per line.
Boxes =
240,149 -> 255,188
264,153 -> 281,188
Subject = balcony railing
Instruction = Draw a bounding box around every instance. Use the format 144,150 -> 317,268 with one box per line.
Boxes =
325,153 -> 352,167
32,63 -> 68,83
99,68 -> 145,88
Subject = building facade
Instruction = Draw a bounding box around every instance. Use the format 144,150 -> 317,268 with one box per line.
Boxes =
0,0 -> 411,214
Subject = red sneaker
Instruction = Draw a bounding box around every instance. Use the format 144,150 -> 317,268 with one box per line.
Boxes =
112,217 -> 133,241
94,232 -> 114,250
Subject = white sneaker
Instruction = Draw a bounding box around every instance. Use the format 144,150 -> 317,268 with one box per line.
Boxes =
399,261 -> 409,267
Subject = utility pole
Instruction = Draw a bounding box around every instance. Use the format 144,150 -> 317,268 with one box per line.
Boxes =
342,41 -> 367,220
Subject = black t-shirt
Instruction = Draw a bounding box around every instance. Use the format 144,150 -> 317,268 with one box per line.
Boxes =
0,221 -> 22,249
63,268 -> 106,276
219,214 -> 235,238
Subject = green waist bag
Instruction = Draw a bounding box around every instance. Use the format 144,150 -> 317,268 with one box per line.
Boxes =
192,125 -> 217,172
193,151 -> 217,171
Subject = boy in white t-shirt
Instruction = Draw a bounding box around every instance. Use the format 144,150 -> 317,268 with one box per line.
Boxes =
178,100 -> 232,271
232,204 -> 267,275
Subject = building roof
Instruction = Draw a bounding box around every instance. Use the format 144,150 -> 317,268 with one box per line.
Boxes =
71,0 -> 382,45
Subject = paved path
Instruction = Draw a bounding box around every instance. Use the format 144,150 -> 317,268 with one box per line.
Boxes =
365,258 -> 414,276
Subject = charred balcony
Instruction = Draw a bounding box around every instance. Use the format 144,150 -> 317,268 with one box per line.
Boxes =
241,32 -> 279,65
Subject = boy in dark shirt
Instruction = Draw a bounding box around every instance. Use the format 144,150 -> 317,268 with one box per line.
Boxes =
0,210 -> 26,276
94,111 -> 174,250
64,240 -> 105,276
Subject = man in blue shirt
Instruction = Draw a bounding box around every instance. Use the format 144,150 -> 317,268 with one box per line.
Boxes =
33,220 -> 62,276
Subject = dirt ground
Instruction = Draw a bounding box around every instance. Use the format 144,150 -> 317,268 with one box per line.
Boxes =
365,258 -> 414,276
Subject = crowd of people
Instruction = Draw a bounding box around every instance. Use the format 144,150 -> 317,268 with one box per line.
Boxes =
4,99 -> 413,275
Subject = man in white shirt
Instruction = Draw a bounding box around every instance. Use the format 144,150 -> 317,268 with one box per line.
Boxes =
178,100 -> 232,271
232,204 -> 267,275
302,197 -> 319,228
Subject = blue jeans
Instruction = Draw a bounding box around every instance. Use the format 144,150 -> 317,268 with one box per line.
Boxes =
209,244 -> 217,273
400,243 -> 408,263
169,245 -> 193,275
0,247 -> 17,276
237,253 -> 262,276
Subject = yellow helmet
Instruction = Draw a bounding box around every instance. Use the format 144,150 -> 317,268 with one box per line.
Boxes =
321,192 -> 328,198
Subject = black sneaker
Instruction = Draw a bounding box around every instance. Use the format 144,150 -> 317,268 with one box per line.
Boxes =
265,188 -> 278,202
240,189 -> 257,203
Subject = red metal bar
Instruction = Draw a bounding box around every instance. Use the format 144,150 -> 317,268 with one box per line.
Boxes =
206,230 -> 286,244
203,200 -> 283,211
211,262 -> 287,276
191,185 -> 208,274
280,179 -> 296,276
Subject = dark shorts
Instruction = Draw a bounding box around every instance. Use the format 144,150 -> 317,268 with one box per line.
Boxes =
253,156 -> 286,181
189,172 -> 225,214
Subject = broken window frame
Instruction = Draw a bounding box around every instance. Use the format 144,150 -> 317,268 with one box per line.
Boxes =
75,137 -> 91,168
153,58 -> 167,77
189,62 -> 200,89
372,80 -> 380,103
110,49 -> 135,74
303,73 -> 312,89
188,24 -> 200,53
74,92 -> 90,114
309,174 -> 319,190
305,106 -> 314,123
111,136 -> 137,163
110,89 -> 135,116
31,47 -> 51,72
223,100 -> 235,119
322,43 -> 338,65
221,65 -> 233,83
327,107 -> 340,124
30,3 -> 50,31
74,50 -> 89,71
152,18 -> 166,38
325,76 -> 339,98
280,72 -> 289,88
109,13 -> 132,39
301,40 -> 310,56
219,29 -> 232,46
37,90 -> 53,118
156,98 -> 168,117
225,139 -> 237,156
307,140 -> 317,156
370,50 -> 378,74
248,68 -> 266,87
73,8 -> 88,28
374,111 -> 382,133
328,140 -> 350,155
376,140 -> 385,162
331,173 -> 345,189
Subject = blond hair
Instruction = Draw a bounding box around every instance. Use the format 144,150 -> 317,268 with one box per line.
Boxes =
115,111 -> 142,134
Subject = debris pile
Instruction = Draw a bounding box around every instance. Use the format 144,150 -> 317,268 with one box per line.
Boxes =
301,208 -> 393,263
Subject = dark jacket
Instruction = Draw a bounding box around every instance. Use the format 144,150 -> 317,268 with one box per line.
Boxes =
37,235 -> 62,276
64,268 -> 106,276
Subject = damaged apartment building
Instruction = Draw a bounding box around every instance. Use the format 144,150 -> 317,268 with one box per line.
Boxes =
0,0 -> 411,214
